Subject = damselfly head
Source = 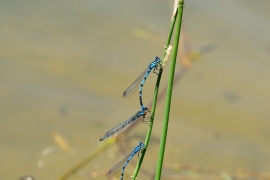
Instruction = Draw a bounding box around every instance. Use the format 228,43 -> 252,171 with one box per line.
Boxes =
143,107 -> 151,114
138,142 -> 145,148
155,56 -> 161,63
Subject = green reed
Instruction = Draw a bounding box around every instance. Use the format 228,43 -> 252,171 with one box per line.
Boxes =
155,1 -> 184,179
132,1 -> 185,179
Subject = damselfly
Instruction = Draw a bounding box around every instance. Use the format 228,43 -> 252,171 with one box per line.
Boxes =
99,108 -> 151,141
123,57 -> 161,111
107,142 -> 145,180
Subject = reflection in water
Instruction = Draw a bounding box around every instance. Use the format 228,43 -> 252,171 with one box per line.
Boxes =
37,146 -> 55,169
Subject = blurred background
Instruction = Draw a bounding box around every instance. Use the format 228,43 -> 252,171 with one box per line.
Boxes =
1,0 -> 270,179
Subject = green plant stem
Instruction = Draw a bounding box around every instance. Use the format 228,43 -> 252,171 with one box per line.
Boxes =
57,138 -> 115,180
131,8 -> 178,180
155,1 -> 184,180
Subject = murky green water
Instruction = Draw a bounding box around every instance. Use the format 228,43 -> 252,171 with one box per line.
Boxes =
1,0 -> 270,179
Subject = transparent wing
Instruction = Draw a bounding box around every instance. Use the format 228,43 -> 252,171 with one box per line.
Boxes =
107,151 -> 134,176
122,67 -> 149,98
99,112 -> 141,141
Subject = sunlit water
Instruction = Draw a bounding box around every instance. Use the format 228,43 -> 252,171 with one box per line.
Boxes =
1,0 -> 270,179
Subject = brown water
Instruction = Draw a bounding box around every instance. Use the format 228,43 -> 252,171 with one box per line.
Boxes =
1,0 -> 270,179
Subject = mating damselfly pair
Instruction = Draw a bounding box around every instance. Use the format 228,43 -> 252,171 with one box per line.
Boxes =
99,56 -> 161,180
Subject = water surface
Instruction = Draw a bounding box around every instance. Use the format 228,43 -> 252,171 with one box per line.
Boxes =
0,0 -> 270,179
